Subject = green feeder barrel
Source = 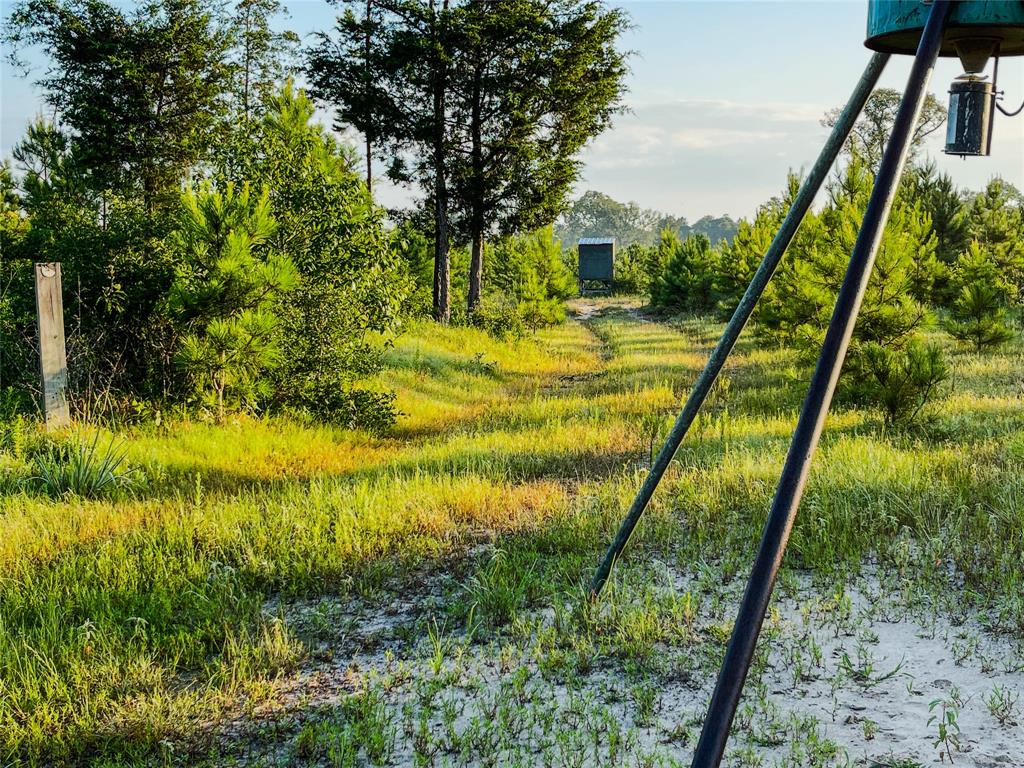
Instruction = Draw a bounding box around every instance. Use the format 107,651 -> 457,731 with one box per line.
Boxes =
866,0 -> 1024,57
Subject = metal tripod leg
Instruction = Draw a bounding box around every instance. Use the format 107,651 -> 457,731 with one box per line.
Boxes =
589,51 -> 891,598
689,3 -> 953,766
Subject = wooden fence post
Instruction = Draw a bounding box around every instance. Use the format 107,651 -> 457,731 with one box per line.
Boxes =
34,262 -> 70,429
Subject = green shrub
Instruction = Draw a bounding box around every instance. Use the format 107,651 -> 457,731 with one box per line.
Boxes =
289,388 -> 398,435
756,154 -> 937,357
945,283 -> 1015,353
850,339 -> 949,425
949,240 -> 1014,304
486,226 -> 574,330
614,242 -> 652,294
168,182 -> 296,419
943,242 -> 1015,353
714,174 -> 796,316
640,227 -> 676,301
220,83 -> 410,427
1,155 -> 176,411
471,295 -> 528,341
651,232 -> 718,312
963,178 -> 1024,305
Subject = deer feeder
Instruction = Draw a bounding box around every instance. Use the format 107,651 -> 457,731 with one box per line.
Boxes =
588,3 -> 1024,766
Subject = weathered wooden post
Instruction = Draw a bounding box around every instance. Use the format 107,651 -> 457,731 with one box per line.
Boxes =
34,262 -> 70,429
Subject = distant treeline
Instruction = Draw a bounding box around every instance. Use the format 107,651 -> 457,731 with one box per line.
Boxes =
555,190 -> 739,249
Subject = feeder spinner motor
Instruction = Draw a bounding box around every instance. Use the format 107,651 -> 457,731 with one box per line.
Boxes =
944,37 -> 1022,157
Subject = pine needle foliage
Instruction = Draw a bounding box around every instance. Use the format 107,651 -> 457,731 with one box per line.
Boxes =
756,154 -> 938,358
945,283 -> 1015,353
852,339 -> 949,426
943,241 -> 1015,353
168,182 -> 297,418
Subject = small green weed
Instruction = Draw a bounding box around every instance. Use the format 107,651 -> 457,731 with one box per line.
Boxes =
983,684 -> 1019,726
927,693 -> 962,763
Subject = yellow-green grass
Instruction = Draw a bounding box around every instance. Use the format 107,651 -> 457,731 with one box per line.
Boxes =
1,300 -> 1023,764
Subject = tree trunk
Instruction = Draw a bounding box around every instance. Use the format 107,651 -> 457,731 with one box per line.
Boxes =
366,135 -> 373,194
433,191 -> 451,324
431,0 -> 451,324
468,229 -> 484,312
364,0 -> 373,194
216,354 -> 226,422
242,6 -> 252,121
467,60 -> 484,313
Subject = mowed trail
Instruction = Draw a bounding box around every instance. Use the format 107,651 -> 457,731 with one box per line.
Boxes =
218,303 -> 1024,767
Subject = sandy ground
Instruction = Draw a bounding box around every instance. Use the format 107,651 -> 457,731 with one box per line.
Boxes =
224,562 -> 1024,767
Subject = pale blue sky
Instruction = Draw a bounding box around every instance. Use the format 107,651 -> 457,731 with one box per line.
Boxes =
2,1 -> 1022,221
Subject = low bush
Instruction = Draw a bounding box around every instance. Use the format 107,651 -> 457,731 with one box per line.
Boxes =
944,283 -> 1015,354
471,295 -> 529,341
850,339 -> 949,426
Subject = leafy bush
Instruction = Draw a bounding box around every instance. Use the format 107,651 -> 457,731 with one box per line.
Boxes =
291,388 -> 399,435
851,339 -> 948,425
470,295 -> 528,341
218,83 -> 410,426
1,127 -> 176,412
31,433 -> 135,499
4,86 -> 409,431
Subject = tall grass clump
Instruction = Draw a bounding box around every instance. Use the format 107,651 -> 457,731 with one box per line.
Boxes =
31,433 -> 135,499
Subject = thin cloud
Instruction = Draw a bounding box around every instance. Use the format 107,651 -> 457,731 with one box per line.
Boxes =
629,98 -> 830,124
670,128 -> 787,149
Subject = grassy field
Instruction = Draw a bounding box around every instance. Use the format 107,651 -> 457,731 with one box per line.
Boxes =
2,298 -> 1023,767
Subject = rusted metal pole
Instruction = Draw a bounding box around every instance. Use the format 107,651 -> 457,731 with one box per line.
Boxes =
690,3 -> 952,765
589,50 -> 891,597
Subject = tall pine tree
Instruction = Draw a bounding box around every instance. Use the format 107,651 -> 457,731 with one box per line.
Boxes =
5,0 -> 235,207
